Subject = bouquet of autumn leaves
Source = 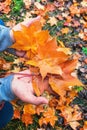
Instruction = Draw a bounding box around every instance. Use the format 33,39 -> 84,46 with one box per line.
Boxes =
11,19 -> 84,129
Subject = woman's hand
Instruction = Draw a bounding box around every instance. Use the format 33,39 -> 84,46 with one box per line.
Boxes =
11,70 -> 48,105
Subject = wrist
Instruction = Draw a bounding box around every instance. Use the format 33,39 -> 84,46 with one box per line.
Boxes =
0,75 -> 16,102
10,30 -> 15,43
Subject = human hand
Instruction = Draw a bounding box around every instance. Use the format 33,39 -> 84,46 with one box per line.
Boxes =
11,70 -> 48,105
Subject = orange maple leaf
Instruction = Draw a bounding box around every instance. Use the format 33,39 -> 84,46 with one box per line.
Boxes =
11,20 -> 83,107
32,75 -> 49,96
37,38 -> 69,59
61,105 -> 82,129
49,74 -> 83,101
22,113 -> 33,126
32,77 -> 41,96
60,59 -> 78,74
69,4 -> 80,16
26,37 -> 69,79
36,105 -> 44,115
39,107 -> 57,127
37,59 -> 62,79
11,21 -> 51,59
23,104 -> 36,115
13,109 -> 20,119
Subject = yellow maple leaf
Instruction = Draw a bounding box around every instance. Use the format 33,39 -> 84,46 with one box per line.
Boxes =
34,2 -> 45,10
47,17 -> 58,26
23,0 -> 32,9
61,27 -> 69,34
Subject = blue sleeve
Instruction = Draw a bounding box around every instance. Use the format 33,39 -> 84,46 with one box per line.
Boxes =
0,25 -> 13,51
0,25 -> 16,102
0,75 -> 16,102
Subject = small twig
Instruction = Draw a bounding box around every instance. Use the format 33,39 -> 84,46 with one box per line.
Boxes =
0,72 -> 39,79
10,72 -> 36,76
11,72 -> 39,79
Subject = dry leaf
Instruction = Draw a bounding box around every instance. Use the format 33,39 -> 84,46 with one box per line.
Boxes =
13,109 -> 20,119
37,59 -> 62,79
34,2 -> 44,10
22,113 -> 33,126
32,77 -> 41,96
83,121 -> 87,130
47,17 -> 58,26
39,107 -> 57,127
61,105 -> 82,129
23,104 -> 36,115
23,0 -> 32,9
61,27 -> 69,34
36,105 -> 44,115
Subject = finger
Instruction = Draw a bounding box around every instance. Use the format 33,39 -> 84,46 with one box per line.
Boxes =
19,69 -> 31,74
22,16 -> 41,27
15,50 -> 26,57
28,94 -> 48,105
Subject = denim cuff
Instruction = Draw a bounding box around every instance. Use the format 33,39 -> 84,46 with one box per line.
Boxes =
0,25 -> 13,51
0,75 -> 16,102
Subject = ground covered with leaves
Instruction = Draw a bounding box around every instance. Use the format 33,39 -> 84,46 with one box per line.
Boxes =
0,0 -> 87,130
